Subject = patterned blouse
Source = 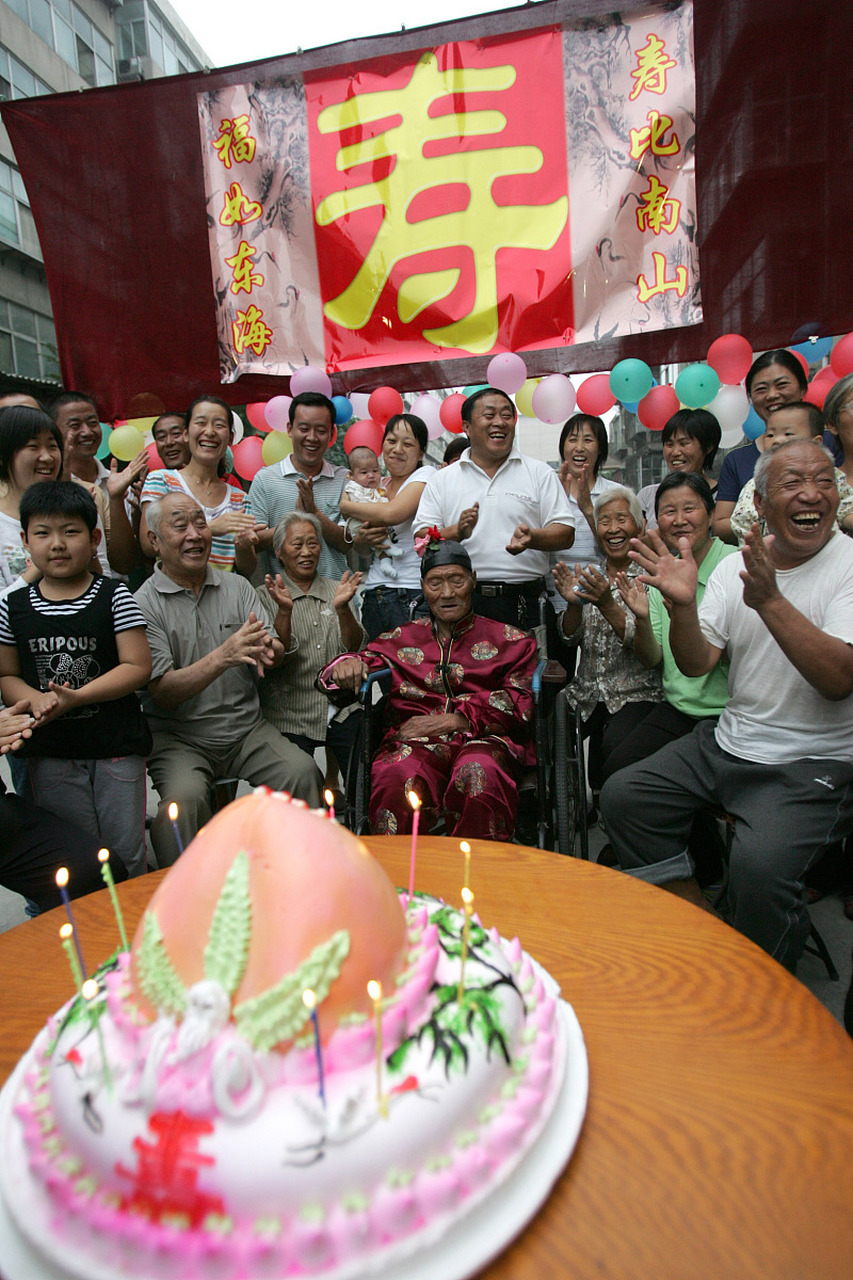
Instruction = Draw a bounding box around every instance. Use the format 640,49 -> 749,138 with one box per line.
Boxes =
563,562 -> 663,720
140,469 -> 251,572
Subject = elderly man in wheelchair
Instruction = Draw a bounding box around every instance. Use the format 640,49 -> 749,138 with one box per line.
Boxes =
317,537 -> 538,840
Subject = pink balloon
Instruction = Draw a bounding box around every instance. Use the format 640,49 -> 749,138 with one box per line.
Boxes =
350,392 -> 371,420
368,386 -> 405,426
706,333 -> 752,386
410,394 -> 444,441
576,374 -> 616,416
487,352 -> 528,395
231,435 -> 265,480
637,383 -> 680,432
145,441 -> 164,470
344,420 -> 385,456
531,374 -> 576,424
246,402 -> 272,432
439,393 -> 467,434
264,395 -> 293,432
290,366 -> 333,397
830,332 -> 853,378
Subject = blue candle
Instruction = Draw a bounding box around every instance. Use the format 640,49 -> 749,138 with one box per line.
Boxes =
55,867 -> 86,976
168,802 -> 185,857
302,989 -> 326,1107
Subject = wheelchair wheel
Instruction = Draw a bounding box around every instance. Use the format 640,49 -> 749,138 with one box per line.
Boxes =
554,695 -> 590,858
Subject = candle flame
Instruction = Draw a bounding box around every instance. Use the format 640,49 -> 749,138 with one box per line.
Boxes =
302,988 -> 316,1011
60,923 -> 73,940
461,886 -> 474,906
97,848 -> 109,864
55,867 -> 69,889
81,979 -> 99,1001
168,802 -> 179,821
367,979 -> 382,1001
407,789 -> 421,812
324,789 -> 334,806
460,841 -> 471,854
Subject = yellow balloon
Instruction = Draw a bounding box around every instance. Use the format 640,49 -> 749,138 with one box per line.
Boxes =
515,378 -> 541,419
262,431 -> 293,465
127,416 -> 158,435
108,424 -> 145,462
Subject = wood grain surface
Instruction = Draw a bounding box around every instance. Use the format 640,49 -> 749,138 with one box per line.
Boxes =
2,836 -> 852,1280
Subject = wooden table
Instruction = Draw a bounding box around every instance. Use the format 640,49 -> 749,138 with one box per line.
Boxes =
2,836 -> 853,1280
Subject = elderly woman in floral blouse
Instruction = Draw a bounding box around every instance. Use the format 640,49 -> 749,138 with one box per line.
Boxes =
554,485 -> 662,792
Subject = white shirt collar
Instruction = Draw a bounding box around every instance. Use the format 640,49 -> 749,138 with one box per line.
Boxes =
281,455 -> 337,480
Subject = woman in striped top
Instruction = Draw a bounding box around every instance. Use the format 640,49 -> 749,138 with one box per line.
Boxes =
139,396 -> 257,575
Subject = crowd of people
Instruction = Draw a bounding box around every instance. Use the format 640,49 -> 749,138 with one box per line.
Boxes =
0,359 -> 851,977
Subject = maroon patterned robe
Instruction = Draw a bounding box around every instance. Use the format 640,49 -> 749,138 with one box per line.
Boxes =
321,612 -> 537,841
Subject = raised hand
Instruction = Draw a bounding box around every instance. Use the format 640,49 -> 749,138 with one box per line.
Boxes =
506,523 -> 533,555
629,528 -> 698,606
552,560 -> 586,606
457,503 -> 479,541
740,522 -> 779,611
296,476 -> 317,514
209,510 -> 256,537
106,449 -> 149,500
615,571 -> 650,618
334,569 -> 363,610
264,573 -> 294,614
574,563 -> 612,607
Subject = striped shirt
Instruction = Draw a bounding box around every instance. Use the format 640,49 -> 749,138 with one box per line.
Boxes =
140,469 -> 251,572
0,577 -> 145,642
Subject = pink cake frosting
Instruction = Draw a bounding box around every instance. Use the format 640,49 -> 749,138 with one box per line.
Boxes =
2,792 -> 567,1280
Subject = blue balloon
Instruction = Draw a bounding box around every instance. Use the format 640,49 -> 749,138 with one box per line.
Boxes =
332,395 -> 353,426
742,405 -> 765,440
464,384 -> 489,398
791,338 -> 832,362
622,400 -> 639,414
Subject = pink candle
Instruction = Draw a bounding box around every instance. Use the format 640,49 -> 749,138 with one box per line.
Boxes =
324,788 -> 335,822
407,789 -> 421,900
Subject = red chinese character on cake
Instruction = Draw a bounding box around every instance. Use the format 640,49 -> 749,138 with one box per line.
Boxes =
115,1110 -> 225,1227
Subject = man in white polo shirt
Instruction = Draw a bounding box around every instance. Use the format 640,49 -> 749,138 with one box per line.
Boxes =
414,388 -> 574,628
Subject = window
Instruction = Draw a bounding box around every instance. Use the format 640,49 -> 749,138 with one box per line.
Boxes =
2,0 -> 115,89
0,301 -> 59,379
0,46 -> 52,100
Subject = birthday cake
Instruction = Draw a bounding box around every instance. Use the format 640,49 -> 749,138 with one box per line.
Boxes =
0,790 -> 582,1280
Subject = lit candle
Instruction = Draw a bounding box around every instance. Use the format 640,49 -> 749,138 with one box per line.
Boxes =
167,802 -> 184,857
302,989 -> 326,1108
59,923 -> 84,993
457,887 -> 474,1004
460,840 -> 471,889
323,788 -> 335,823
55,867 -> 86,976
97,848 -> 129,951
367,979 -> 388,1118
406,789 -> 421,901
82,978 -> 112,1091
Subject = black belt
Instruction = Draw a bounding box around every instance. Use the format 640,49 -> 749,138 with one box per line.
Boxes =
475,577 -> 546,599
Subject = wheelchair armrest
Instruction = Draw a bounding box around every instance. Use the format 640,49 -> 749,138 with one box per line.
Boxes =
358,668 -> 392,706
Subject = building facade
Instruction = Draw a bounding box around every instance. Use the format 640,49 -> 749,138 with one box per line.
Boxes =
0,0 -> 209,400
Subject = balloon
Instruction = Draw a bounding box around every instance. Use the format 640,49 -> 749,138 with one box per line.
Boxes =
261,431 -> 293,465
231,435 -> 265,480
576,374 -> 616,416
804,366 -> 839,409
230,412 -> 244,445
108,424 -> 145,461
531,374 -> 576,424
349,392 -> 371,420
788,348 -> 810,380
463,384 -> 488,398
487,352 -> 527,395
409,394 -> 444,440
332,395 -> 353,426
145,441 -> 164,471
515,378 -> 541,419
791,336 -> 832,362
263,396 -> 292,432
96,435 -> 112,461
290,366 -> 332,397
439,393 -> 467,434
344,420 -> 385,456
622,400 -> 639,415
127,415 -> 158,435
609,359 -> 653,404
706,334 -> 752,385
742,405 -> 765,440
675,363 -> 720,409
830,332 -> 853,378
246,402 -> 271,432
707,383 -> 750,446
367,386 -> 405,426
637,383 -> 679,432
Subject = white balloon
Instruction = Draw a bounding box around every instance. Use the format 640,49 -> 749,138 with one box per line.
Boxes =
230,411 -> 244,445
708,383 -> 749,447
350,392 -> 371,420
410,394 -> 444,440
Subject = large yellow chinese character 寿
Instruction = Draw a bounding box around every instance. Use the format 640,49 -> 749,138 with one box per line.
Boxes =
628,34 -> 677,101
315,51 -> 568,354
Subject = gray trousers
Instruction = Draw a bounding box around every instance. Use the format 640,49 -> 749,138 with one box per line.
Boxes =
147,720 -> 322,867
599,719 -> 853,971
28,755 -> 148,877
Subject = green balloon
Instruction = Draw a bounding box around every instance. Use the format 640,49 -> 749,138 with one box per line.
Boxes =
675,363 -> 721,409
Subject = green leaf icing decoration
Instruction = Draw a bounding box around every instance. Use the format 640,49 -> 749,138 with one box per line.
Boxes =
203,849 -> 252,996
233,930 -> 351,1052
136,911 -> 186,1017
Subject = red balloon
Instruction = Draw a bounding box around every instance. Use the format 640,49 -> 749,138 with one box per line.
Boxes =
231,435 -> 265,480
789,348 -> 810,380
637,383 -> 680,432
576,374 -> 616,416
439,393 -> 467,434
145,441 -> 164,471
706,333 -> 752,386
804,366 -> 839,409
830,332 -> 853,378
246,402 -> 273,432
367,386 -> 405,426
344,420 -> 384,456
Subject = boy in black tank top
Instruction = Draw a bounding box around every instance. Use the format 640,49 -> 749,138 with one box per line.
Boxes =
0,483 -> 152,876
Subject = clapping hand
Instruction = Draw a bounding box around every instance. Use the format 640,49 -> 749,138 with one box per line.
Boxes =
629,528 -> 698,606
334,569 -> 363,610
615,571 -> 650,618
552,561 -> 585,606
740,522 -> 779,610
264,573 -> 294,615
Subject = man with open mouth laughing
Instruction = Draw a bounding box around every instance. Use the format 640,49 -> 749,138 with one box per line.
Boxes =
600,438 -> 853,975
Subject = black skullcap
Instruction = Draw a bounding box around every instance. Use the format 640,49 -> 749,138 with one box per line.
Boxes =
420,539 -> 473,579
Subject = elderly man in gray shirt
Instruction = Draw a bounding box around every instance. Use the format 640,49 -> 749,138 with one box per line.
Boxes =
135,492 -> 321,865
